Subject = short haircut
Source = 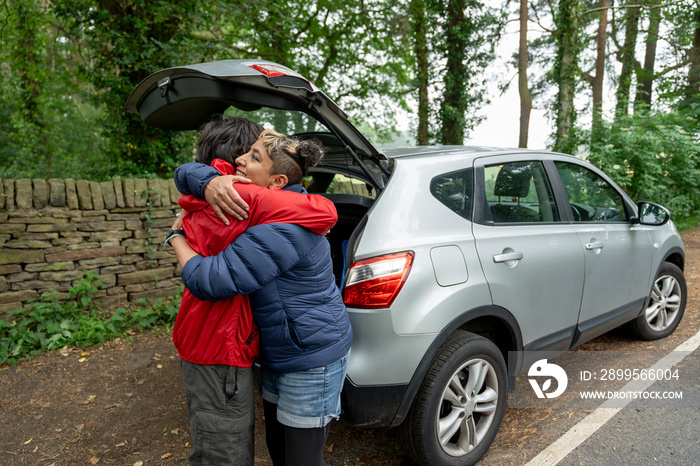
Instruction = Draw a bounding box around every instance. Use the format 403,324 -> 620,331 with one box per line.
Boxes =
195,115 -> 265,166
259,129 -> 324,185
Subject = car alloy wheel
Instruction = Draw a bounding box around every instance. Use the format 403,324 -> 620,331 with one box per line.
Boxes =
626,262 -> 686,340
646,273 -> 682,332
436,357 -> 499,457
402,331 -> 507,466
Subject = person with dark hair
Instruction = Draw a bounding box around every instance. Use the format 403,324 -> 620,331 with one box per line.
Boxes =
169,129 -> 352,466
168,117 -> 340,466
194,115 -> 264,165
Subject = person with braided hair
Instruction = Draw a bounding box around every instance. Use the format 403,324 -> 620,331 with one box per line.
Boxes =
170,129 -> 352,466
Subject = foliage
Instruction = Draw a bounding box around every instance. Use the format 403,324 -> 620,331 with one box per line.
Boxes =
400,0 -> 504,145
0,271 -> 181,367
0,0 -> 112,180
586,110 -> 700,229
51,0 -> 204,178
438,0 -> 502,144
655,1 -> 700,110
550,0 -> 582,154
212,0 -> 412,141
2,0 -> 419,179
2,0 -> 700,214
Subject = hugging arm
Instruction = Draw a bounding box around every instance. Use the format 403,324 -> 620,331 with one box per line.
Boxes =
174,163 -> 220,198
176,162 -> 338,234
175,224 -> 303,302
174,162 -> 251,222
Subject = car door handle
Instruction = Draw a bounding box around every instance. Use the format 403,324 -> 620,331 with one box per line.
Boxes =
493,252 -> 524,263
585,241 -> 604,250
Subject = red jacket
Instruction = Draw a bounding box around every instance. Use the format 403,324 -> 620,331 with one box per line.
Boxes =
173,159 -> 338,366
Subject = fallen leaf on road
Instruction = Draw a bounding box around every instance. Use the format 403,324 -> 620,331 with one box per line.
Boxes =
133,462 -> 143,466
81,395 -> 97,405
23,438 -> 32,444
161,453 -> 172,459
78,358 -> 87,363
89,456 -> 100,465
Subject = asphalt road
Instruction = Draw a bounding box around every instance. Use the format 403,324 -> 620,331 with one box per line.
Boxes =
475,330 -> 700,466
556,346 -> 699,466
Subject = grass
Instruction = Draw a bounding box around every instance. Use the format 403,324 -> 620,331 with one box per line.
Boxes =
0,271 -> 181,368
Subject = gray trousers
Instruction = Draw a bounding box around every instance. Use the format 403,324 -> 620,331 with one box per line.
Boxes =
180,360 -> 254,466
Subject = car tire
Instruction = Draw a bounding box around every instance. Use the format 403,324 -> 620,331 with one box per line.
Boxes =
401,331 -> 507,466
625,262 -> 686,340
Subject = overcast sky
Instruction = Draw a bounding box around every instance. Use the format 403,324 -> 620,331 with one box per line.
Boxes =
467,13 -> 553,150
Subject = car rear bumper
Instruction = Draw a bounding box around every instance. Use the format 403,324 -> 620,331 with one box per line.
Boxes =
340,378 -> 409,427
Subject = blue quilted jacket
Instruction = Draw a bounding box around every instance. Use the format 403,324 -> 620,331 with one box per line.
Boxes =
177,165 -> 352,373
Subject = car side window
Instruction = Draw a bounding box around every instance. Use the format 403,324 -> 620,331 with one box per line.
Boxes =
483,161 -> 559,223
554,161 -> 629,222
431,168 -> 473,221
304,173 -> 376,199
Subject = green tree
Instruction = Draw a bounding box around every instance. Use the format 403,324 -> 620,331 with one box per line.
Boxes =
410,0 -> 431,145
613,1 -> 641,119
672,2 -> 700,117
52,0 -> 206,177
585,0 -> 609,140
552,0 -> 581,154
439,0 -> 501,144
518,0 -> 533,148
633,0 -> 662,110
0,0 -> 105,179
687,6 -> 700,104
212,0 -> 411,141
587,111 -> 700,229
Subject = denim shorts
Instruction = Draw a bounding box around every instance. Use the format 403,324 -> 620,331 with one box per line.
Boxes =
261,351 -> 350,428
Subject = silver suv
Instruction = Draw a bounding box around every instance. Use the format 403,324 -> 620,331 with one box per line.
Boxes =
127,60 -> 687,466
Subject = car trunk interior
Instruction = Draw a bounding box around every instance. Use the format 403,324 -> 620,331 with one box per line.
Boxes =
320,194 -> 373,288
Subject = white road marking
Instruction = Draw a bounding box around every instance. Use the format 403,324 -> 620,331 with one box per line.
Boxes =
524,328 -> 700,466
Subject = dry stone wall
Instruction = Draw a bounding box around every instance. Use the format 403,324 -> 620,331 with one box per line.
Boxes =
0,178 -> 183,315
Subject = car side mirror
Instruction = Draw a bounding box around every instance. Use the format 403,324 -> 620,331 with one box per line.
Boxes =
631,201 -> 670,226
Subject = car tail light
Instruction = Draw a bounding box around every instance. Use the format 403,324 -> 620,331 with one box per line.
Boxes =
250,64 -> 287,77
249,64 -> 313,90
342,252 -> 414,309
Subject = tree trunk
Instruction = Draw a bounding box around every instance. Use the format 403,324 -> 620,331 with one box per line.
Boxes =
591,0 -> 608,120
553,0 -> 580,154
615,2 -> 640,118
14,1 -> 42,128
518,0 -> 532,148
686,7 -> 700,103
590,0 -> 609,139
412,0 -> 430,145
441,0 -> 468,145
634,0 -> 660,111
